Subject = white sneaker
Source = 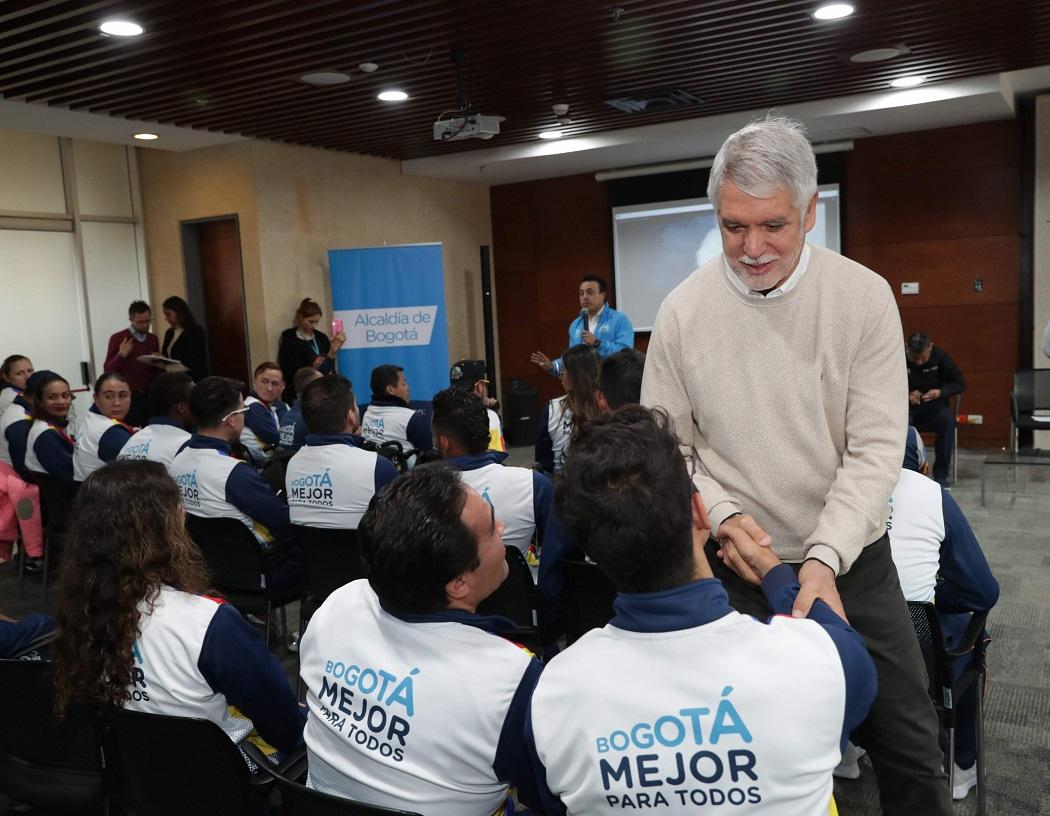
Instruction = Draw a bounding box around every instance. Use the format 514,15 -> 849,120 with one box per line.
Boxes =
952,762 -> 977,800
833,742 -> 866,779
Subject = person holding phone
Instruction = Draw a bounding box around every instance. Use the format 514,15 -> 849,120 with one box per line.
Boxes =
277,298 -> 347,404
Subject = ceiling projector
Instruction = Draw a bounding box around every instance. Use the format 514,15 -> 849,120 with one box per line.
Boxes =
433,114 -> 504,142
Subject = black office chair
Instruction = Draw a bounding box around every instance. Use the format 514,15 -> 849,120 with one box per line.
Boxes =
1010,369 -> 1050,454
185,515 -> 302,649
562,558 -> 617,645
100,708 -> 272,816
907,602 -> 990,815
292,525 -> 366,622
0,659 -> 105,814
21,474 -> 77,602
244,746 -> 421,816
476,545 -> 541,651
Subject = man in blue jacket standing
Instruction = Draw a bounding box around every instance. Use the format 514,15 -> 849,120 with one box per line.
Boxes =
530,276 -> 635,377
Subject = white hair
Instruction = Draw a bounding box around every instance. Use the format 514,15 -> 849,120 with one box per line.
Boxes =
707,114 -> 818,213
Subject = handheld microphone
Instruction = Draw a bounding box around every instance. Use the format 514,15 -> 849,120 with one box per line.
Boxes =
580,307 -> 589,333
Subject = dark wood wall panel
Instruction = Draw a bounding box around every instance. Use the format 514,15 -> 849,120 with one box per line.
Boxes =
846,119 -> 1021,448
493,174 -> 617,404
492,119 -> 1023,445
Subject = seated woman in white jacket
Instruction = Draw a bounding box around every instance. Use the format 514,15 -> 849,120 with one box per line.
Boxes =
73,372 -> 136,482
51,460 -> 305,755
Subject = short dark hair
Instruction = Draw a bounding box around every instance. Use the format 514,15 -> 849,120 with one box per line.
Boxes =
301,376 -> 356,435
148,372 -> 194,418
128,300 -> 151,317
359,464 -> 478,614
189,376 -> 244,428
580,275 -> 607,294
370,364 -> 403,398
293,366 -> 322,398
253,361 -> 282,380
600,349 -> 645,410
93,372 -> 129,395
555,405 -> 695,593
432,387 -> 489,455
907,331 -> 931,356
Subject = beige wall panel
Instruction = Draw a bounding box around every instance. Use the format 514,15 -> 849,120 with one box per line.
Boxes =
73,140 -> 133,217
136,143 -> 268,363
0,131 -> 66,214
248,141 -> 493,367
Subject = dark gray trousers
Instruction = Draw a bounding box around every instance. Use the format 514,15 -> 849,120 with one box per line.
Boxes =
705,535 -> 951,816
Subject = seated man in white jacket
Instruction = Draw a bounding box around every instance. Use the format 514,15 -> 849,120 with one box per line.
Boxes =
285,376 -> 397,530
299,464 -> 545,816
526,407 -> 877,816
117,372 -> 194,467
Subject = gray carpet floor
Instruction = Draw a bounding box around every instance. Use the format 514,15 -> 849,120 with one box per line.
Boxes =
2,447 -> 1048,814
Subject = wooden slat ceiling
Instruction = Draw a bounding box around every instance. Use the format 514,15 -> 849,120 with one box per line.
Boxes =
2,0 -> 1050,160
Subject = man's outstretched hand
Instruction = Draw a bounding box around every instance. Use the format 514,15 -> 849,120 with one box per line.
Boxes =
716,514 -> 775,585
792,559 -> 847,621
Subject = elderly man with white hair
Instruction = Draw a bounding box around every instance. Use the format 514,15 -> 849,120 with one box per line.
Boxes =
641,115 -> 951,814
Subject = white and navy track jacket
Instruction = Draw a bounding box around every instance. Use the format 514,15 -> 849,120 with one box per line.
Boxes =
887,467 -> 999,649
446,452 -> 565,562
486,408 -> 506,452
285,433 -> 398,530
360,397 -> 433,454
168,435 -> 292,547
240,393 -> 281,464
527,565 -> 877,816
128,585 -> 304,751
535,396 -> 573,474
117,415 -> 192,468
0,384 -> 21,414
24,418 -> 75,483
72,406 -> 135,482
0,396 -> 31,467
300,579 -> 544,816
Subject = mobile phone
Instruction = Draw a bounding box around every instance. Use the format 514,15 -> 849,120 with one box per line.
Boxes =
332,319 -> 344,335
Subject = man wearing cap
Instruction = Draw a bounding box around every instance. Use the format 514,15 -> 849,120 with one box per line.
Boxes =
906,332 -> 964,486
449,359 -> 505,452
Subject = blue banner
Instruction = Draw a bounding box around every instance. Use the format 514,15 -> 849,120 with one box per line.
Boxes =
328,244 -> 449,402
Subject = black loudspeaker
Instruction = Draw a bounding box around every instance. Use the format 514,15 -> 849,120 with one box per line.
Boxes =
503,380 -> 539,447
480,247 -> 498,399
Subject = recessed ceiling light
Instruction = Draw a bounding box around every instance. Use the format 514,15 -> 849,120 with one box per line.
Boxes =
538,130 -> 564,140
850,46 -> 905,63
359,62 -> 379,73
132,133 -> 159,141
99,20 -> 144,37
890,75 -> 925,88
300,71 -> 351,87
377,90 -> 408,102
812,3 -> 854,20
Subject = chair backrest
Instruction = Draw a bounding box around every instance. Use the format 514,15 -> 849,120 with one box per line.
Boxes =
35,474 -> 78,539
292,525 -> 366,605
563,558 -> 617,645
102,708 -> 255,816
906,601 -> 950,709
1012,369 -> 1050,416
0,659 -> 104,811
275,774 -> 423,816
186,514 -> 268,592
476,545 -> 538,628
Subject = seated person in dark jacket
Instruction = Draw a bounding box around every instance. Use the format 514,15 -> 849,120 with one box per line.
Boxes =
906,331 -> 964,485
278,367 -> 323,452
0,611 -> 54,658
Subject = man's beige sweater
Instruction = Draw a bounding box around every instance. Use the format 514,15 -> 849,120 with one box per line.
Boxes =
641,244 -> 907,575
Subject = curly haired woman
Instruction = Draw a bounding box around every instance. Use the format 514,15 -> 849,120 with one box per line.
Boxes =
52,460 -> 304,752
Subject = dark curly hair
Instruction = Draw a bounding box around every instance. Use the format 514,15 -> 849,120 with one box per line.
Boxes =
52,460 -> 209,714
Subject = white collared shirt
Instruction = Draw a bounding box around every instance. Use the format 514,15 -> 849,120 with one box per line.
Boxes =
723,243 -> 811,299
